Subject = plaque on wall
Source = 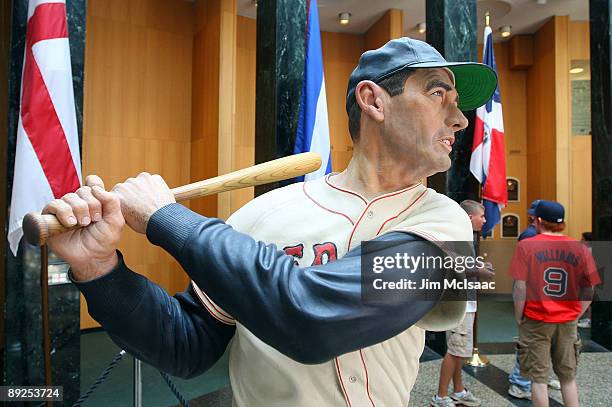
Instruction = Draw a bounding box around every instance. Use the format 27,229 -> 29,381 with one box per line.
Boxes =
572,80 -> 591,135
570,60 -> 591,136
502,214 -> 519,238
507,177 -> 519,202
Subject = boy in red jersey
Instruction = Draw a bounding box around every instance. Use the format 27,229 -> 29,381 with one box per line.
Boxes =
510,200 -> 601,407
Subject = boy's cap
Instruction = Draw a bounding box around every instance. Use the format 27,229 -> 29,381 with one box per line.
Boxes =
528,200 -> 541,216
536,200 -> 565,223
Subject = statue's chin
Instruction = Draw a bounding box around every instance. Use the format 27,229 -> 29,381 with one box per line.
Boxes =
426,160 -> 452,178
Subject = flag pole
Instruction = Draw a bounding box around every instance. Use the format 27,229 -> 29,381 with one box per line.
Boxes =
466,10 -> 491,369
41,244 -> 54,406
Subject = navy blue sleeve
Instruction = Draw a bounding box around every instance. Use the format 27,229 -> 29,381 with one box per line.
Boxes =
518,225 -> 537,241
72,251 -> 235,379
147,203 -> 451,364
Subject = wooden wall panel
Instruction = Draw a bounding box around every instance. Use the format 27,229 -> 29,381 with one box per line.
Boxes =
192,0 -> 238,220
509,35 -> 533,70
555,16 -> 571,215
568,21 -> 592,239
321,32 -> 365,172
364,9 -> 403,51
233,16 -> 257,213
526,17 -> 557,205
569,21 -> 590,61
570,136 -> 592,238
216,0 -> 237,219
191,0 -> 220,218
82,0 -> 194,329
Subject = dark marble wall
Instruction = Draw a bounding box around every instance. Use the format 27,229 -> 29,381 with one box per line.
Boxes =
4,0 -> 86,402
589,0 -> 612,351
255,0 -> 306,195
0,0 -> 11,380
426,0 -> 479,203
425,0 -> 478,355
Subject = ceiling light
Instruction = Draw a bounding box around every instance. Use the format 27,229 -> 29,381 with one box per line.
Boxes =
536,0 -> 547,4
338,12 -> 351,25
416,22 -> 426,34
500,25 -> 512,38
570,67 -> 584,74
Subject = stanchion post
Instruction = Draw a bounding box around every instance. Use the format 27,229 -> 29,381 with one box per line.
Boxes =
133,358 -> 142,407
41,245 -> 53,406
465,225 -> 490,367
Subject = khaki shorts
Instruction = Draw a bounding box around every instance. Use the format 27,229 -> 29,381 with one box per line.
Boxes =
446,312 -> 475,358
517,317 -> 581,384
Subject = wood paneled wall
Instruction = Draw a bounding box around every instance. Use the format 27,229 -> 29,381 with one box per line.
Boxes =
191,0 -> 240,220
215,0 -> 238,219
568,21 -> 592,239
526,17 -> 558,205
554,17 -> 571,214
321,32 -> 364,171
364,9 -> 403,51
524,17 -> 591,240
191,0 -> 220,218
232,16 -> 257,212
81,0 -> 195,328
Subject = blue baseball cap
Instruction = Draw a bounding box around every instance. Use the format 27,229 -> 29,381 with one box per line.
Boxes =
346,37 -> 498,113
527,200 -> 541,216
535,200 -> 565,223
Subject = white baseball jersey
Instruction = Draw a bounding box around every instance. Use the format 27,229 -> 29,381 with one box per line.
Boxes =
192,174 -> 472,406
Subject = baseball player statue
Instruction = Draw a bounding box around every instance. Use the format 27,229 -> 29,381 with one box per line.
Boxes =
44,38 -> 497,406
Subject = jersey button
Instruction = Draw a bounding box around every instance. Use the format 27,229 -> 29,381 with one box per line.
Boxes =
367,210 -> 373,218
349,376 -> 357,383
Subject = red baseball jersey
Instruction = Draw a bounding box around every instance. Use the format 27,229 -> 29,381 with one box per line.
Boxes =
510,234 -> 601,323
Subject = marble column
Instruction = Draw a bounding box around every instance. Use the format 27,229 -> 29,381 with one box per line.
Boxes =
426,0 -> 480,203
424,0 -> 478,355
255,0 -> 306,196
589,0 -> 612,351
0,0 -> 10,379
4,0 -> 86,403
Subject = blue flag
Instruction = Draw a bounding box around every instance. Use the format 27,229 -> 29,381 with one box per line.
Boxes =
293,0 -> 332,181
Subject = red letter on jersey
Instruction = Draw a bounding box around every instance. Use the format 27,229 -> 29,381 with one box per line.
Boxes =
283,244 -> 304,265
312,242 -> 338,265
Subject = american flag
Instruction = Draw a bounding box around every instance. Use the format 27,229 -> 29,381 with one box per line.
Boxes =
8,0 -> 81,254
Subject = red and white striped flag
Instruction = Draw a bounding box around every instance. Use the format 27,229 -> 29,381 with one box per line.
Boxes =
8,0 -> 81,255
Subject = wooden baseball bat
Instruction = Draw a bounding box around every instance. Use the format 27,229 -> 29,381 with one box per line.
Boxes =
23,152 -> 322,247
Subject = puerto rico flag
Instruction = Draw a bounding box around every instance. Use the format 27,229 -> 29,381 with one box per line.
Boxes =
293,0 -> 332,181
469,25 -> 507,237
8,0 -> 82,255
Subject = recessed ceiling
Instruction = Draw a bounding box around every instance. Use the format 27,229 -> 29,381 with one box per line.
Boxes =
237,0 -> 588,43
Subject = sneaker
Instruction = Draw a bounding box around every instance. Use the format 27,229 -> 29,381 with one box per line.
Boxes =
508,384 -> 532,400
450,390 -> 481,406
577,318 -> 591,329
547,377 -> 561,390
430,395 -> 456,407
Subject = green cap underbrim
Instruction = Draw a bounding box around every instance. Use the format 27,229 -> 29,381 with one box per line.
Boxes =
407,61 -> 498,111
449,63 -> 498,111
